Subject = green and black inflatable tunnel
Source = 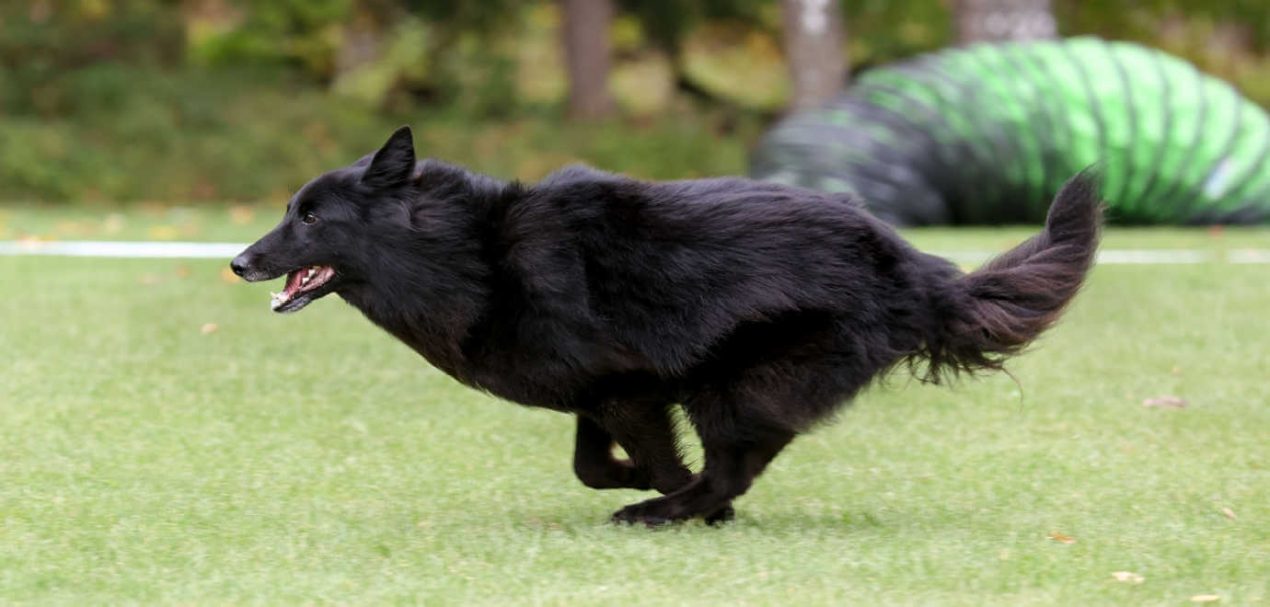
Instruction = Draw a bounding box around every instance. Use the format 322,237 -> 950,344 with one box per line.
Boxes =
750,38 -> 1270,225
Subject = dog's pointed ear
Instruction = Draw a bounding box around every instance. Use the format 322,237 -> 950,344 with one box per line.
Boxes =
362,126 -> 416,188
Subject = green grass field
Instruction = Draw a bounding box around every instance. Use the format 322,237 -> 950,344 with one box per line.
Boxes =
1,210 -> 1267,604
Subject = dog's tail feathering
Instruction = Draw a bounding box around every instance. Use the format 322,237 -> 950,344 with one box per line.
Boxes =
921,172 -> 1104,382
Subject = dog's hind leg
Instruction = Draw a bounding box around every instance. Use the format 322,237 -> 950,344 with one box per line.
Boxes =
611,394 -> 795,525
573,405 -> 693,494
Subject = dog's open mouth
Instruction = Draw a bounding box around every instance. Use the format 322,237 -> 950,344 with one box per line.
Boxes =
270,265 -> 337,313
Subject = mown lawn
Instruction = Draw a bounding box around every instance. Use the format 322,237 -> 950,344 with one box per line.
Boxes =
1,213 -> 1267,604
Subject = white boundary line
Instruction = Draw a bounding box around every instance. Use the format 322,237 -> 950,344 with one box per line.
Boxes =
932,249 -> 1219,265
0,241 -> 245,259
1,240 -> 1269,265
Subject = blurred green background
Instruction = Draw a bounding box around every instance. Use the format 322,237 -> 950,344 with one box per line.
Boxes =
0,0 -> 1267,204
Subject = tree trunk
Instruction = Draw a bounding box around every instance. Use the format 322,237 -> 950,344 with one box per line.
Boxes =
953,0 -> 1056,44
336,9 -> 384,81
780,0 -> 847,111
561,0 -> 616,120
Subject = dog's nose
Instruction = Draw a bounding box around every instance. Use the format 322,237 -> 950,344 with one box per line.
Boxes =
230,254 -> 251,277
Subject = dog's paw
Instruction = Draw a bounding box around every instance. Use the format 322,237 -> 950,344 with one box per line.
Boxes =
704,504 -> 735,526
610,497 -> 734,527
610,500 -> 679,527
576,459 -> 652,491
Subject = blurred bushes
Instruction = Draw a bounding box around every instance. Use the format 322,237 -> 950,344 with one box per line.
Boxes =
0,0 -> 1266,203
0,0 -> 181,116
0,66 -> 389,201
0,64 -> 753,202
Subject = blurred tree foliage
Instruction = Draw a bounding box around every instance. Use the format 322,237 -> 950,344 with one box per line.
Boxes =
0,0 -> 182,115
0,0 -> 1265,203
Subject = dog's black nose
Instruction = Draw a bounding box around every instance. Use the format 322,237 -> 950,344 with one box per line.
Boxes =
230,254 -> 250,277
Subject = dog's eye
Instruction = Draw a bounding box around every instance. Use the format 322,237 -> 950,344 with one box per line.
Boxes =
301,212 -> 318,225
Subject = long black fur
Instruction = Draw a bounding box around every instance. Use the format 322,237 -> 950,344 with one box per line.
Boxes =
232,127 -> 1103,525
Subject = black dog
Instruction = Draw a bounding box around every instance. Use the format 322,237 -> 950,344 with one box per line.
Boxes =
232,126 -> 1101,525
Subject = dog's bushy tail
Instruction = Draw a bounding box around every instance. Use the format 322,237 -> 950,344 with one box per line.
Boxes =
922,172 -> 1103,382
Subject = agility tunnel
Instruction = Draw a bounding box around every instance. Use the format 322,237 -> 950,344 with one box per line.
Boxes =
750,37 -> 1270,225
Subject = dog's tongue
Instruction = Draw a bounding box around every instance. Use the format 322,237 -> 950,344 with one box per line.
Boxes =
269,270 -> 307,311
282,270 -> 306,297
269,265 -> 336,311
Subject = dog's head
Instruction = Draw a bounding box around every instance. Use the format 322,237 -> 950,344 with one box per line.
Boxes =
230,126 -> 419,313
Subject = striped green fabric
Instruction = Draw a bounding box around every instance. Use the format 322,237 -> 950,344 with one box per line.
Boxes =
750,38 -> 1270,225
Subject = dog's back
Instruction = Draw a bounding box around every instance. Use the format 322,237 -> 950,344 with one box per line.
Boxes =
498,168 -> 1100,523
455,167 -> 1100,426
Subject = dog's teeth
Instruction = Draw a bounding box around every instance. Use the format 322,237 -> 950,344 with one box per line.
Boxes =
306,268 -> 316,279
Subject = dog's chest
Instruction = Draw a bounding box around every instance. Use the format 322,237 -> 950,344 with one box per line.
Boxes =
371,319 -> 584,411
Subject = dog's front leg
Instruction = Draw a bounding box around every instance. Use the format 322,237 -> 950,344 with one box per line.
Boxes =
572,404 -> 695,495
572,415 -> 651,490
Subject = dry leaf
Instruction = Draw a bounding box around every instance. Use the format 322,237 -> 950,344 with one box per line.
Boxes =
229,205 -> 256,225
1220,507 -> 1236,520
54,220 -> 92,237
148,225 -> 179,240
174,265 -> 192,278
1111,571 -> 1144,584
1143,395 -> 1187,409
1047,531 -> 1076,544
103,213 -> 125,234
200,323 -> 219,335
219,268 -> 241,284
1190,595 -> 1221,603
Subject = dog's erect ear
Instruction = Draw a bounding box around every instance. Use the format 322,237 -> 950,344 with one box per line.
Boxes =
362,126 -> 416,188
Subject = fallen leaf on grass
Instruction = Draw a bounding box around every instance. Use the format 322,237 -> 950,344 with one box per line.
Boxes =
53,220 -> 93,237
1047,531 -> 1076,544
179,222 -> 204,237
175,264 -> 192,278
1143,395 -> 1187,409
103,213 -> 125,234
148,225 -> 179,240
1111,571 -> 1144,584
219,268 -> 241,284
200,323 -> 219,335
1220,507 -> 1236,520
1191,595 -> 1221,603
229,205 -> 256,225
